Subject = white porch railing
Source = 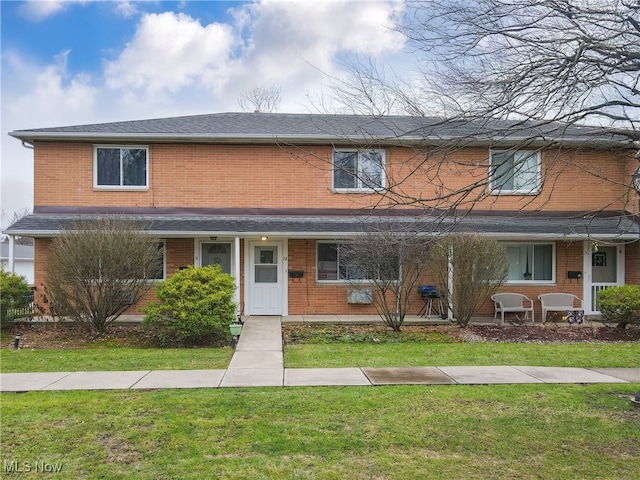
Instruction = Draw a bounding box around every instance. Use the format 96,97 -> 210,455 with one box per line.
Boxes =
591,283 -> 617,312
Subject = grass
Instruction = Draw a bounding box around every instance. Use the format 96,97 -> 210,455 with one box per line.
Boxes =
284,342 -> 640,368
2,325 -> 639,478
0,347 -> 234,373
2,324 -> 638,372
2,384 -> 639,479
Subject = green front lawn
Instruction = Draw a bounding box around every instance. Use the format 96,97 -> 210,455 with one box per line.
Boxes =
284,342 -> 640,368
2,385 -> 638,479
0,347 -> 233,373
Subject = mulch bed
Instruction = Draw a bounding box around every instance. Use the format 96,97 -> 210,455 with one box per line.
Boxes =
3,322 -> 639,350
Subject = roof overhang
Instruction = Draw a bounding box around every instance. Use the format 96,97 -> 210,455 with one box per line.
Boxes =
4,207 -> 639,242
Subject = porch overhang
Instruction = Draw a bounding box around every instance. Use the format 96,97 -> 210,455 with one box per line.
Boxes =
5,207 -> 639,242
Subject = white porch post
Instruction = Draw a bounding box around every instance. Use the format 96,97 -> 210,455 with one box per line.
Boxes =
8,235 -> 15,273
234,236 -> 241,312
583,241 -> 593,314
447,244 -> 454,320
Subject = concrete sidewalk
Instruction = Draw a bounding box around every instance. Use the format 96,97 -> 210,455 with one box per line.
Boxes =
2,366 -> 637,392
1,316 -> 638,392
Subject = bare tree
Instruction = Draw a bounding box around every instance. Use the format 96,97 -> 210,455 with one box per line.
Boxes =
428,233 -> 508,327
313,1 -> 639,217
238,86 -> 282,113
402,0 -> 638,138
43,217 -> 163,334
340,226 -> 431,331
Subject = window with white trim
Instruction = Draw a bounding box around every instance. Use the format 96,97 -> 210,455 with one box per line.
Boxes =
503,242 -> 554,283
149,241 -> 166,281
81,240 -> 165,281
94,146 -> 148,189
316,242 -> 398,282
333,149 -> 385,191
490,150 -> 540,194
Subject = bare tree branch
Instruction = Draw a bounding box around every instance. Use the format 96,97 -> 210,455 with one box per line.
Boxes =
238,86 -> 282,113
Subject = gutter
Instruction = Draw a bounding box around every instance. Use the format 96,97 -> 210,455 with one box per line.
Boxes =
8,131 -> 634,150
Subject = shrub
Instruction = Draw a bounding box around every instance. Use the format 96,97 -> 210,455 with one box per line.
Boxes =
0,269 -> 33,327
44,217 -> 163,333
428,233 -> 508,327
596,285 -> 640,329
142,265 -> 236,346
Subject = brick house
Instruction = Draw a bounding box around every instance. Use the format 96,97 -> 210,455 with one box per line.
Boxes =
6,112 -> 640,319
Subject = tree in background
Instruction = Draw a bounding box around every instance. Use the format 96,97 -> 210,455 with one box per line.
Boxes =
340,228 -> 431,331
317,1 -> 639,229
330,1 -> 638,138
238,85 -> 282,113
44,217 -> 163,334
428,233 -> 508,327
401,0 -> 639,137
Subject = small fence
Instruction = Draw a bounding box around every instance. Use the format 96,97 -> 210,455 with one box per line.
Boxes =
3,291 -> 35,322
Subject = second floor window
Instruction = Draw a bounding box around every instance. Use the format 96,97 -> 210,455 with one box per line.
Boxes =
490,150 -> 540,194
333,149 -> 385,191
95,146 -> 148,188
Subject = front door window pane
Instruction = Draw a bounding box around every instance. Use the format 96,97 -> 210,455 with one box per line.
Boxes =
255,246 -> 277,283
202,243 -> 231,274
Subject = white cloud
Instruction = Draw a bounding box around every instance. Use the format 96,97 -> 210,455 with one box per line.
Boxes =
1,49 -> 100,226
15,0 -> 92,22
103,2 -> 406,99
114,1 -> 139,18
4,50 -> 98,124
2,1 -> 411,224
17,1 -> 68,22
104,12 -> 236,95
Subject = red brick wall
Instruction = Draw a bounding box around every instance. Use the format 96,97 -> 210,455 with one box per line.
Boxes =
29,141 -> 639,317
32,142 -> 637,214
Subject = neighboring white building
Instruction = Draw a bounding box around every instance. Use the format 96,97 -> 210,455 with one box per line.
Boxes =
1,241 -> 34,286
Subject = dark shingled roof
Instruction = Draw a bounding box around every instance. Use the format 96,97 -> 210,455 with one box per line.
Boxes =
9,112 -> 634,147
5,207 -> 639,240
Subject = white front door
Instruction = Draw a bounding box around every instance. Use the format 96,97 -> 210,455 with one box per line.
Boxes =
249,241 -> 284,315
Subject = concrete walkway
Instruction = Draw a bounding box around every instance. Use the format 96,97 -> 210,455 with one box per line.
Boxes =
1,316 -> 639,392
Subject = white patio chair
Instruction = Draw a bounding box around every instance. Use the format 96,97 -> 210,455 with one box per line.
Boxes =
538,293 -> 583,322
491,293 -> 535,325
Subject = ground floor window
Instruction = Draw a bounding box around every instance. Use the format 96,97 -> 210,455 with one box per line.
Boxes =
503,242 -> 554,283
316,241 -> 399,282
150,241 -> 166,280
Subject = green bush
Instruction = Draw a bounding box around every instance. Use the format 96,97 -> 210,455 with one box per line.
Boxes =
596,285 -> 640,328
0,269 -> 33,327
142,265 -> 236,346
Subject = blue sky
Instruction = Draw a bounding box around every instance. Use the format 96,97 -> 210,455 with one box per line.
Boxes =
1,1 -> 410,226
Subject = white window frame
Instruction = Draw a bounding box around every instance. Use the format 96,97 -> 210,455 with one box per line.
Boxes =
316,241 -> 399,283
502,242 -> 555,285
332,149 -> 385,192
490,149 -> 541,195
94,145 -> 149,190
